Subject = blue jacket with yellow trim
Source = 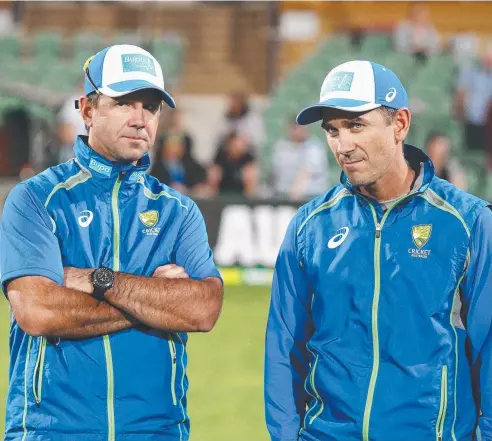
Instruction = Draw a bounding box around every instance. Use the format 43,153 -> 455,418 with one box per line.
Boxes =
265,145 -> 492,441
0,136 -> 221,441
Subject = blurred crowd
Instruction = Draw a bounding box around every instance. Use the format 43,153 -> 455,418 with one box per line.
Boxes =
394,3 -> 492,175
5,3 -> 492,202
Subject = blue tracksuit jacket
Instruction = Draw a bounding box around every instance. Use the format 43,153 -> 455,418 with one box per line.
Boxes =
265,145 -> 492,441
0,136 -> 221,441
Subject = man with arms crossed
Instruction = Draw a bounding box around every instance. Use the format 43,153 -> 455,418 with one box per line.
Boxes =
265,60 -> 492,441
0,45 -> 223,441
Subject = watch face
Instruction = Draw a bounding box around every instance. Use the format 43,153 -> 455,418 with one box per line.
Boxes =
94,268 -> 114,290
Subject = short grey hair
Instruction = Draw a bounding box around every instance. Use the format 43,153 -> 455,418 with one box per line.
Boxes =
378,106 -> 398,125
84,93 -> 101,132
87,92 -> 101,107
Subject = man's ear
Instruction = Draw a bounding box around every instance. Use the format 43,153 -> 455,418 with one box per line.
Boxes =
79,96 -> 94,128
394,108 -> 411,144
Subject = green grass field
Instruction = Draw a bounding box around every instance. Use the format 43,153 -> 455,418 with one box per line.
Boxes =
0,286 -> 271,441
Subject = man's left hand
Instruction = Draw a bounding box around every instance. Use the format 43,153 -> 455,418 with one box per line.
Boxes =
152,264 -> 189,279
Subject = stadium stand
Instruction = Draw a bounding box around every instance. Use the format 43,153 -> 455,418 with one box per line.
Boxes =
0,30 -> 186,120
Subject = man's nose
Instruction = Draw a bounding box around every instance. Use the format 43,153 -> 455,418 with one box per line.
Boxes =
336,131 -> 357,156
128,105 -> 146,129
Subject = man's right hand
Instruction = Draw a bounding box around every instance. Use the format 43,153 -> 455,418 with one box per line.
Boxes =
152,264 -> 189,279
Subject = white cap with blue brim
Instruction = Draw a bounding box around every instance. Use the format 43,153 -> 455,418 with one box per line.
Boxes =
296,60 -> 408,125
82,44 -> 176,109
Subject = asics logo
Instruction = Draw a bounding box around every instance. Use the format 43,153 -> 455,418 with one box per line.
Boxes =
327,227 -> 350,249
385,88 -> 397,103
78,210 -> 94,228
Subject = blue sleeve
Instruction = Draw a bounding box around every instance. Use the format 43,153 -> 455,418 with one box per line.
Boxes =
0,183 -> 64,294
172,200 -> 222,282
461,206 -> 492,440
264,211 -> 313,441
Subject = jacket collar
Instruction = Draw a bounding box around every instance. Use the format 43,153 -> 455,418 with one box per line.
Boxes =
73,135 -> 150,180
341,144 -> 434,194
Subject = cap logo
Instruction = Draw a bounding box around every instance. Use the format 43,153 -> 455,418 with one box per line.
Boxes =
385,87 -> 397,103
325,72 -> 354,93
121,54 -> 156,77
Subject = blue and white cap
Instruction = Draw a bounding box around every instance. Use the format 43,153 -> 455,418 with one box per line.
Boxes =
83,44 -> 175,108
296,60 -> 408,125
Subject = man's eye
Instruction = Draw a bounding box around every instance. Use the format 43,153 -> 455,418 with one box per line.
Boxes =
350,123 -> 363,130
117,102 -> 130,107
325,128 -> 338,136
145,105 -> 158,112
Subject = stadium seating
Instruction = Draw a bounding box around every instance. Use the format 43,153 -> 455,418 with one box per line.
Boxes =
359,35 -> 392,56
33,31 -> 63,61
110,30 -> 144,47
0,35 -> 20,59
151,36 -> 186,88
72,32 -> 104,54
0,31 -> 187,126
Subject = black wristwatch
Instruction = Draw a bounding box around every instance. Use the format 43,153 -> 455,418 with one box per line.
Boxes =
91,267 -> 115,301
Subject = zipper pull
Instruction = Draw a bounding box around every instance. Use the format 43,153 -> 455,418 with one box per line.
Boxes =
375,223 -> 381,238
170,336 -> 177,364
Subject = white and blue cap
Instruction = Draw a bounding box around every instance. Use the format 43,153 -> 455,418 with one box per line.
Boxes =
83,44 -> 176,108
296,60 -> 408,125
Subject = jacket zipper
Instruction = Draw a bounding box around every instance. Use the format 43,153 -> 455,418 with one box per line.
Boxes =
436,365 -> 448,441
300,351 -> 320,433
308,354 -> 323,425
32,337 -> 47,406
103,172 -> 123,441
169,335 -> 178,406
362,195 -> 412,441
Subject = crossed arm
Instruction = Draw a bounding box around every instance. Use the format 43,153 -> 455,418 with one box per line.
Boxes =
7,264 -> 223,340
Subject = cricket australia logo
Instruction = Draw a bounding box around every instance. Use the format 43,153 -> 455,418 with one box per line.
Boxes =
409,224 -> 432,258
139,210 -> 160,236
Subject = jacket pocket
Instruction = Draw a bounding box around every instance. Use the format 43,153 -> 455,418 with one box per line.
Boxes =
32,337 -> 47,407
436,365 -> 448,441
168,334 -> 177,406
